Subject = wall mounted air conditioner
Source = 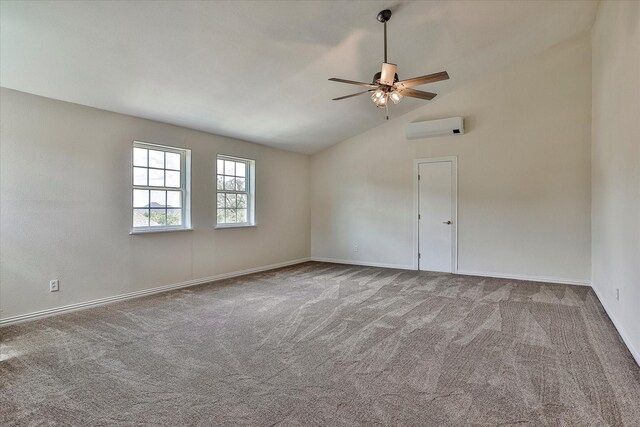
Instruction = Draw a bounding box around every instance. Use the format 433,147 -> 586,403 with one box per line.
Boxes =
405,117 -> 464,139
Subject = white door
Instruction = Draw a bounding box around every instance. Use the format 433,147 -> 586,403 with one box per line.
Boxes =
418,161 -> 455,272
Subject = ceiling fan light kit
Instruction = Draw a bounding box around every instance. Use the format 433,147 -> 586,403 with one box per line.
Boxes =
329,9 -> 449,119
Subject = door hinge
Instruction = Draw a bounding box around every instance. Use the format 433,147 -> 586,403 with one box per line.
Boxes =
418,174 -> 421,180
418,253 -> 421,259
418,214 -> 421,220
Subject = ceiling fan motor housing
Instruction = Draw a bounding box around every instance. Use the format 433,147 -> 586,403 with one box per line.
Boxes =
373,71 -> 399,87
376,62 -> 399,86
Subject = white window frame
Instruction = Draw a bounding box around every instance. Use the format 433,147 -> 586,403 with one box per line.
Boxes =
130,141 -> 192,234
215,154 -> 256,229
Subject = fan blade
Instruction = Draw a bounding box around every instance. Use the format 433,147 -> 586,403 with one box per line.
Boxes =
398,88 -> 437,100
380,63 -> 397,86
329,78 -> 378,89
332,90 -> 373,101
396,71 -> 449,89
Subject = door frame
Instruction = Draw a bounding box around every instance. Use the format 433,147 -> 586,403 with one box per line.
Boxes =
413,156 -> 458,272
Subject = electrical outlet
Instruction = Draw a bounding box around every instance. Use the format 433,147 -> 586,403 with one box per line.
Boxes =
49,279 -> 59,292
616,288 -> 620,301
353,244 -> 359,252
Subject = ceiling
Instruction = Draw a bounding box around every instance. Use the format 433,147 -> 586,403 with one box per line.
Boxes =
1,1 -> 598,154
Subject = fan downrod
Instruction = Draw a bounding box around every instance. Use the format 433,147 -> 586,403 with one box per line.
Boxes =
377,9 -> 392,23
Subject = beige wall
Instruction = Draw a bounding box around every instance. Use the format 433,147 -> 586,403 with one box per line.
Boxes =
591,1 -> 640,361
311,34 -> 592,282
0,88 -> 310,320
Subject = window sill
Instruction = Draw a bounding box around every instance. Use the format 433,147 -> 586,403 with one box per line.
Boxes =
214,224 -> 257,230
130,228 -> 193,235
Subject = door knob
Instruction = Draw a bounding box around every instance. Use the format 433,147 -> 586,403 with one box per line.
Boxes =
443,221 -> 452,225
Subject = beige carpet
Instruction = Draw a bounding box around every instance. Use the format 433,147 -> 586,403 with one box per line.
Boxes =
1,262 -> 639,426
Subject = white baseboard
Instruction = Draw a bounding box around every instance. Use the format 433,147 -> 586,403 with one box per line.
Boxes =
590,285 -> 640,367
456,269 -> 591,286
0,257 -> 310,327
310,259 -> 591,287
310,257 -> 414,270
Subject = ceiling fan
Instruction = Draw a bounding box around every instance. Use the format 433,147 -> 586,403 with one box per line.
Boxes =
329,9 -> 449,119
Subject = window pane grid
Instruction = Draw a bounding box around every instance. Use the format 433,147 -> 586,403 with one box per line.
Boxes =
217,173 -> 246,191
216,156 -> 253,225
133,142 -> 187,229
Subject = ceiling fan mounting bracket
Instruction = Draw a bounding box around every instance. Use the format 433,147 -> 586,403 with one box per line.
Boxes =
377,9 -> 392,23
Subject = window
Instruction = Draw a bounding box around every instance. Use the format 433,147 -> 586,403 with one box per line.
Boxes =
216,155 -> 255,227
132,141 -> 191,232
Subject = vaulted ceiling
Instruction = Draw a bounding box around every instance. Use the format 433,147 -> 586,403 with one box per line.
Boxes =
1,1 -> 598,153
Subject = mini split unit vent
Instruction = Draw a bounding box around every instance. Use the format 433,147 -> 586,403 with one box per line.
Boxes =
405,117 -> 464,139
